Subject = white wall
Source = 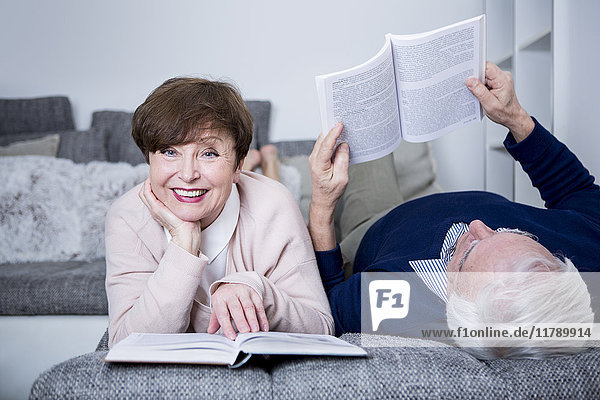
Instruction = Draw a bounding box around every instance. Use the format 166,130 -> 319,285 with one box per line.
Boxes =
554,0 -> 600,180
3,1 -> 598,190
0,0 -> 485,190
0,316 -> 109,400
2,1 -> 598,191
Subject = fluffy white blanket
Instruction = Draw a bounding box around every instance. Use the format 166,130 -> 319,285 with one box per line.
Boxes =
0,156 -> 301,264
0,156 -> 149,263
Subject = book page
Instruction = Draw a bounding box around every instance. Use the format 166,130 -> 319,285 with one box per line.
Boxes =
236,331 -> 367,356
390,14 -> 485,142
105,332 -> 366,365
315,39 -> 403,165
104,332 -> 239,365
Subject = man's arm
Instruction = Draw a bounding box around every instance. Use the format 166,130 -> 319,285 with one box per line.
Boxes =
308,122 -> 349,252
308,122 -> 352,329
504,119 -> 599,211
468,62 -> 599,213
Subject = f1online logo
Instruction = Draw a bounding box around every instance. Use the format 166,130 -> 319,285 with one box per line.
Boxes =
369,280 -> 411,331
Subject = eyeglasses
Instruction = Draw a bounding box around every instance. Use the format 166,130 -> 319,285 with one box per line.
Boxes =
444,227 -> 538,264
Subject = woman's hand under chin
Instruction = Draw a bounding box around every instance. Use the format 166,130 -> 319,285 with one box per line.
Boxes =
138,178 -> 202,256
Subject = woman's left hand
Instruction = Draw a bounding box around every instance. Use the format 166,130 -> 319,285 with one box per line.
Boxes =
138,178 -> 202,256
207,283 -> 269,340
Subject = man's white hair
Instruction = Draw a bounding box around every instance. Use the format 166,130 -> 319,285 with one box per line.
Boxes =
446,254 -> 594,359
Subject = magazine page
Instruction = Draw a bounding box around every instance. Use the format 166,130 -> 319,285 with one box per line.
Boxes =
315,39 -> 403,165
390,14 -> 485,142
104,332 -> 239,365
236,331 -> 367,356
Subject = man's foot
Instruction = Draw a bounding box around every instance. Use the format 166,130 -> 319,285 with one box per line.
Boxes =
260,145 -> 280,182
243,149 -> 262,171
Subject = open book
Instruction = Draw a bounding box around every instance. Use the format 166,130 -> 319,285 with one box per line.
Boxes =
315,15 -> 486,165
104,331 -> 367,368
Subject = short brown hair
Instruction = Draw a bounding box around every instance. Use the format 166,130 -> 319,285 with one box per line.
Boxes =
132,77 -> 253,168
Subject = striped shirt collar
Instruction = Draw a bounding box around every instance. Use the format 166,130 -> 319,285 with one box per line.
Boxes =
408,222 -> 469,303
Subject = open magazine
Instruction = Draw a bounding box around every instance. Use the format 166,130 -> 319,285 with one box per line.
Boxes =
104,331 -> 367,368
315,15 -> 486,165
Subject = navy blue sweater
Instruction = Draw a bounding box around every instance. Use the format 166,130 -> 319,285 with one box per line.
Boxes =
316,120 -> 600,335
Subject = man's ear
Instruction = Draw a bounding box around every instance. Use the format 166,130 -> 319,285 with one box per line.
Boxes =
233,157 -> 245,184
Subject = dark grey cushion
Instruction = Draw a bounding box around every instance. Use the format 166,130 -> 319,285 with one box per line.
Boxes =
0,97 -> 75,135
272,333 -> 600,399
0,129 -> 108,163
96,329 -> 109,352
91,111 -> 144,165
0,260 -> 107,315
273,140 -> 315,158
56,128 -> 107,163
245,100 -> 271,149
0,131 -> 55,147
29,350 -> 272,400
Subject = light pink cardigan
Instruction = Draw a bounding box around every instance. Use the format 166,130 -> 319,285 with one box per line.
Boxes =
105,171 -> 333,347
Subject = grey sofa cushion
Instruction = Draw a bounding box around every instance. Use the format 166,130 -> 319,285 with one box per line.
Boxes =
0,129 -> 108,163
272,333 -> 600,399
0,260 -> 107,315
96,330 -> 109,351
0,97 -> 75,135
31,333 -> 600,399
245,100 -> 271,149
274,140 -> 315,158
393,141 -> 440,201
56,128 -> 107,162
91,111 -> 144,165
0,95 -> 85,161
29,350 -> 272,400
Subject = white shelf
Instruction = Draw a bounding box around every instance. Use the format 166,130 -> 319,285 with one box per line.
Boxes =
486,144 -> 514,200
486,118 -> 509,149
515,47 -> 552,129
495,55 -> 513,72
484,0 -> 552,207
518,29 -> 551,52
486,0 -> 514,62
515,0 -> 552,50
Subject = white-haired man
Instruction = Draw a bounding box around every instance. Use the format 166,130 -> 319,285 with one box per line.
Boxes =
308,62 -> 598,358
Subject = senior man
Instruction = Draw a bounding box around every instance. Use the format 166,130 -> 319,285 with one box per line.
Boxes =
308,62 -> 600,358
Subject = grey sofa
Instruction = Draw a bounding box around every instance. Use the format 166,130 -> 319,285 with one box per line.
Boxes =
2,96 -> 600,399
0,97 -> 109,317
29,331 -> 600,399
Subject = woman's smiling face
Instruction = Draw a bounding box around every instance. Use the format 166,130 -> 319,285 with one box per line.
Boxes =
148,130 -> 242,229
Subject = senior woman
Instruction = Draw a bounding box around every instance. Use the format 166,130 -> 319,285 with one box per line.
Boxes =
105,77 -> 333,347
